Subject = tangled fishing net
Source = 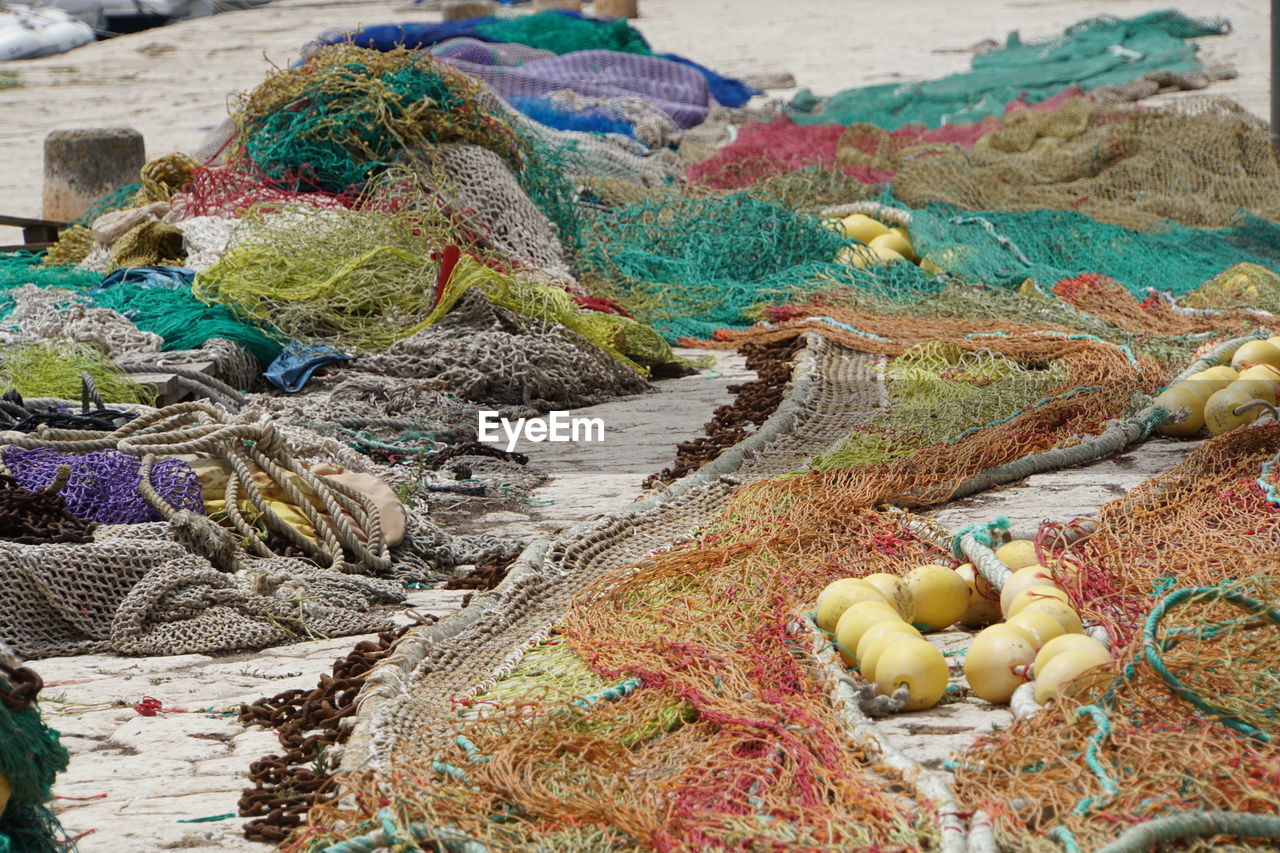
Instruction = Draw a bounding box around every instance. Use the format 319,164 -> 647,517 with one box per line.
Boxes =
0,647 -> 71,853
955,425 -> 1280,850
892,98 -> 1280,231
233,45 -> 524,194
0,341 -> 151,405
2,448 -> 204,525
788,11 -> 1227,129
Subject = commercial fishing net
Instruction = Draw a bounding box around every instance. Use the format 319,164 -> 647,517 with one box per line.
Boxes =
788,11 -> 1227,129
905,204 -> 1280,299
0,648 -> 71,853
955,425 -> 1280,851
892,98 -> 1280,231
0,341 -> 152,405
232,45 -> 524,194
308,319 -> 1166,850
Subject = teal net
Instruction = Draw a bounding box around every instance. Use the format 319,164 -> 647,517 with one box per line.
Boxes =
788,11 -> 1227,129
473,14 -> 652,56
908,205 -> 1280,299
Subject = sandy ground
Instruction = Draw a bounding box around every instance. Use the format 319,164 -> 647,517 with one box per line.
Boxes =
0,0 -> 1268,849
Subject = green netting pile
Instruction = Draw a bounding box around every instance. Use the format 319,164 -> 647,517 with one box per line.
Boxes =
0,254 -> 98,312
908,205 -> 1280,299
578,194 -> 943,341
472,14 -> 651,56
93,284 -> 284,365
234,45 -> 525,194
789,10 -> 1226,129
0,664 -> 70,853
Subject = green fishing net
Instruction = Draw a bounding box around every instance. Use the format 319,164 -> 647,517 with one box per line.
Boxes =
0,340 -> 152,404
92,284 -> 284,365
578,194 -> 943,341
235,46 -> 524,194
473,14 -> 651,56
907,205 -> 1280,299
789,11 -> 1226,129
0,668 -> 70,853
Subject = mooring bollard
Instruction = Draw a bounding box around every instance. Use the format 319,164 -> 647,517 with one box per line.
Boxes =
594,0 -> 638,18
42,127 -> 145,223
442,0 -> 496,20
532,0 -> 582,11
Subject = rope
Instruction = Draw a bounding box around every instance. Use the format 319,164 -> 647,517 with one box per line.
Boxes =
1092,811 -> 1280,853
1142,585 -> 1280,743
0,400 -> 392,572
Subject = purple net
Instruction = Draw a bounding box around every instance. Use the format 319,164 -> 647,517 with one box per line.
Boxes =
2,447 -> 205,525
444,49 -> 712,128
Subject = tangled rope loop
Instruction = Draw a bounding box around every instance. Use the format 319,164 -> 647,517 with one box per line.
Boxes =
0,401 -> 392,573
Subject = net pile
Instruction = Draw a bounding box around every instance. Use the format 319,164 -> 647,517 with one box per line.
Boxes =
955,426 -> 1280,851
788,11 -> 1227,129
2,447 -> 204,525
687,89 -> 1085,190
892,98 -> 1280,231
308,313 -> 1179,849
0,647 -> 71,853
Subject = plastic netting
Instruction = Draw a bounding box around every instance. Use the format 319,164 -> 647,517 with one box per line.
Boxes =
0,658 -> 70,853
314,325 -> 1161,851
892,98 -> 1280,231
3,448 -> 204,525
955,426 -> 1280,851
788,11 -> 1226,129
907,205 -> 1280,298
688,89 -> 1085,190
233,46 -> 525,194
0,341 -> 151,404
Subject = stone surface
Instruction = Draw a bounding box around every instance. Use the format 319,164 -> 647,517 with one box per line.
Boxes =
41,127 -> 145,222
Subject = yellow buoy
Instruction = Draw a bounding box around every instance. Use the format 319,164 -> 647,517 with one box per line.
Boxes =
1230,340 -> 1280,371
834,605 -> 901,666
994,539 -> 1038,569
999,566 -> 1061,615
815,578 -> 888,633
840,213 -> 890,243
1033,634 -> 1109,679
874,637 -> 949,711
903,565 -> 969,632
1203,385 -> 1265,436
1033,646 -> 1112,704
862,573 -> 915,621
964,625 -> 1036,704
1004,609 -> 1065,650
1153,384 -> 1205,437
1005,585 -> 1072,618
869,231 -> 917,262
1021,599 -> 1085,635
856,619 -> 920,668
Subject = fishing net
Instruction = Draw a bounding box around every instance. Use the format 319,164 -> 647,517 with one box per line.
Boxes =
578,194 -> 877,341
0,341 -> 151,405
788,11 -> 1227,129
232,45 -> 524,195
905,204 -> 1280,299
349,289 -> 650,407
2,447 -> 204,525
310,310 -> 1174,850
0,648 -> 71,853
954,425 -> 1280,851
892,98 -> 1280,231
192,207 -> 453,353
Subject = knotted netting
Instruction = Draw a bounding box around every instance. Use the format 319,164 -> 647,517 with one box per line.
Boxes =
954,425 -> 1280,851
